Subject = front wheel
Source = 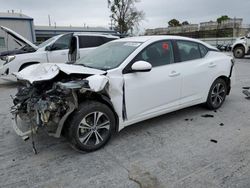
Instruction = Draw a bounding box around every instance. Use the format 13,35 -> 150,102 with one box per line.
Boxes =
205,78 -> 228,110
233,46 -> 245,58
67,101 -> 116,152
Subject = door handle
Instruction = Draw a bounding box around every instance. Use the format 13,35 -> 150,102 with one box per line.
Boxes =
61,52 -> 67,55
169,71 -> 180,77
208,62 -> 216,68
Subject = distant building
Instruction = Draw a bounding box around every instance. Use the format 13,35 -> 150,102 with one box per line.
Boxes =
0,11 -> 36,51
145,18 -> 249,38
35,26 -> 119,42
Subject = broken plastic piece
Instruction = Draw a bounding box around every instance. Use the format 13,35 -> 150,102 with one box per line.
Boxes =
243,89 -> 250,99
86,75 -> 108,92
201,114 -> 214,118
210,139 -> 218,143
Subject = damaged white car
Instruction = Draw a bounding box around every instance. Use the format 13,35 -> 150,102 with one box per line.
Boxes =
12,36 -> 235,152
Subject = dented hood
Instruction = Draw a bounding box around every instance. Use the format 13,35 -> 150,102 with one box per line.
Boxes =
13,63 -> 106,83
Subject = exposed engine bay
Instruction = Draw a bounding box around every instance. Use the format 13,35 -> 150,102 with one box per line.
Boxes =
10,63 -> 125,153
11,66 -> 113,141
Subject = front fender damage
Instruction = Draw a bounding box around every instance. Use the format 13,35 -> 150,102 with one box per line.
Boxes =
11,74 -> 125,142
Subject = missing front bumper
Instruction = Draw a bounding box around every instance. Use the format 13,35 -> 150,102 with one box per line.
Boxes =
12,114 -> 37,141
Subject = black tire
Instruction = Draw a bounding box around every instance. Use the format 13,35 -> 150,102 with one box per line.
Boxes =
233,46 -> 245,58
67,100 -> 116,152
206,78 -> 228,110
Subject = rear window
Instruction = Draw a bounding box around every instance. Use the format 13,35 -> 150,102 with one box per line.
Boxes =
79,36 -> 116,48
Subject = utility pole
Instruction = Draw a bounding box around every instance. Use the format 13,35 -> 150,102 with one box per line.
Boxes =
109,16 -> 114,30
48,15 -> 51,27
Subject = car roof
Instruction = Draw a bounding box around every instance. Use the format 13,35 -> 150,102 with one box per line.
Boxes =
115,35 -> 217,50
73,32 -> 119,38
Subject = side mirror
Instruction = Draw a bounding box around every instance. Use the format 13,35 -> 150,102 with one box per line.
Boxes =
45,45 -> 52,51
131,61 -> 152,72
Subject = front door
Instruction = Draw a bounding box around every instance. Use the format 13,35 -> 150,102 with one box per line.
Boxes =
123,40 -> 182,121
47,33 -> 72,63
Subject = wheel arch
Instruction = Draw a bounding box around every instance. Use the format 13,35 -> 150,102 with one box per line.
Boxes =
233,43 -> 246,53
214,75 -> 231,95
18,61 -> 40,72
65,92 -> 120,134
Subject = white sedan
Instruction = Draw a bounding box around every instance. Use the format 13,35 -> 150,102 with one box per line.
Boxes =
12,36 -> 235,152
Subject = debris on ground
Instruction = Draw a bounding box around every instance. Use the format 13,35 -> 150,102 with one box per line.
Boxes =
214,110 -> 217,113
201,114 -> 214,118
242,87 -> 250,99
220,123 -> 224,126
184,118 -> 193,122
210,139 -> 218,143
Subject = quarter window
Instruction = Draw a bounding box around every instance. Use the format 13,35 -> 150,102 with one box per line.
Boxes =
177,41 -> 201,61
135,41 -> 174,67
199,44 -> 208,57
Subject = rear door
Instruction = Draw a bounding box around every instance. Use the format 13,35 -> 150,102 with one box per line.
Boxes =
175,40 -> 213,105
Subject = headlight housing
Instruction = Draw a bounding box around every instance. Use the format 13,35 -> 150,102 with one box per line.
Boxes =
3,55 -> 15,65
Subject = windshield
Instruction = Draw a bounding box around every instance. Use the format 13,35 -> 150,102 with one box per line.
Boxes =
38,36 -> 57,48
76,41 -> 142,70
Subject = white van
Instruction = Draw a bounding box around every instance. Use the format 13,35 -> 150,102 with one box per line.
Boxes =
0,26 -> 119,76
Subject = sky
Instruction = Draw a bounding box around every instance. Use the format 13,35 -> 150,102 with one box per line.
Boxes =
0,0 -> 249,32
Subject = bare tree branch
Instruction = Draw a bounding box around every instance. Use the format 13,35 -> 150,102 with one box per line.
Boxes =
107,0 -> 144,35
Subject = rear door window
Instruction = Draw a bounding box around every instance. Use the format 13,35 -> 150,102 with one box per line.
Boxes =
79,36 -> 105,48
177,41 -> 201,62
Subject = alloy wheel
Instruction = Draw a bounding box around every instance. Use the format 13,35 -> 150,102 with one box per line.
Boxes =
77,111 -> 111,146
211,83 -> 226,107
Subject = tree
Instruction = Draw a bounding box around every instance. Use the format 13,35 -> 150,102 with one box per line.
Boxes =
182,21 -> 189,26
108,0 -> 144,35
168,19 -> 181,27
217,15 -> 230,24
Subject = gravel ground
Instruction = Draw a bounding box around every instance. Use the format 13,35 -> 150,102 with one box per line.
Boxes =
0,57 -> 250,188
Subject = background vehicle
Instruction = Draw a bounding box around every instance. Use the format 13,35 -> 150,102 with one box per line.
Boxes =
12,36 -> 234,152
0,26 -> 118,76
232,33 -> 250,58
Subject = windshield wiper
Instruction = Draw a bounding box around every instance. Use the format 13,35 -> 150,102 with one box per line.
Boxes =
78,64 -> 106,71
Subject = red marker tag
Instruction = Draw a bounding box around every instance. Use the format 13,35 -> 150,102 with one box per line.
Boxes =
162,42 -> 169,50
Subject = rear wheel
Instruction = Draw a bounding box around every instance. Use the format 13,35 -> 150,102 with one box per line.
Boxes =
67,101 -> 116,152
233,46 -> 245,58
206,78 -> 228,110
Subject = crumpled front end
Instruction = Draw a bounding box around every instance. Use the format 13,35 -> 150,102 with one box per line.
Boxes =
11,74 -> 109,141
